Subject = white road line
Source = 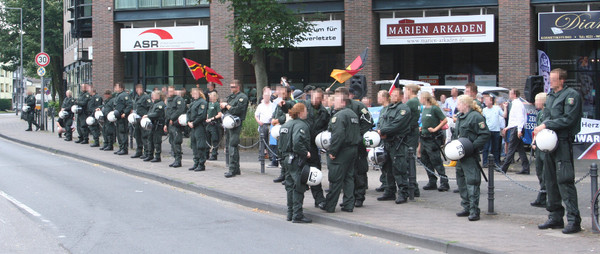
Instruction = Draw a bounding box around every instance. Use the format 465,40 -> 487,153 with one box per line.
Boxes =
0,190 -> 42,217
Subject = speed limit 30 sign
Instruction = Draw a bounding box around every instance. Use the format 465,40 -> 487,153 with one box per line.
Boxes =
35,52 -> 50,67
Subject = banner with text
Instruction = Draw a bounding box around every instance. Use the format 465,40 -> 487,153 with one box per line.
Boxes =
539,11 -> 600,41
296,20 -> 342,47
121,26 -> 209,52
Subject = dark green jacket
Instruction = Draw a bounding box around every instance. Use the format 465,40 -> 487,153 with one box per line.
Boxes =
348,99 -> 374,135
453,109 -> 490,151
134,93 -> 152,116
25,95 -> 36,108
327,107 -> 361,157
303,100 -> 330,140
278,119 -> 311,160
207,101 -> 220,119
77,91 -> 91,114
114,91 -> 133,117
147,100 -> 166,124
187,98 -> 208,127
272,97 -> 294,125
62,96 -> 75,117
406,97 -> 421,130
166,95 -> 186,122
87,94 -> 103,115
378,102 -> 411,139
102,96 -> 114,116
224,91 -> 249,121
542,86 -> 582,139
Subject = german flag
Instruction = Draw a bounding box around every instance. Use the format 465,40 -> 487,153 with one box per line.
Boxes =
183,58 -> 224,85
330,47 -> 368,84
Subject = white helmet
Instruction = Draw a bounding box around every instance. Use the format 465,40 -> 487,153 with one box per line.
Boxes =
128,113 -> 141,124
363,130 -> 381,148
178,114 -> 188,126
444,138 -> 474,161
536,129 -> 558,152
59,110 -> 69,119
301,165 -> 323,186
222,114 -> 241,129
271,124 -> 282,139
107,111 -> 117,122
94,110 -> 104,120
315,131 -> 332,150
22,105 -> 30,112
86,116 -> 96,126
368,146 -> 387,165
71,105 -> 82,114
140,117 -> 153,130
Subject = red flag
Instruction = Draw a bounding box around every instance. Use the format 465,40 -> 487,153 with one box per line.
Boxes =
183,58 -> 224,85
389,73 -> 400,95
203,65 -> 224,85
330,47 -> 368,83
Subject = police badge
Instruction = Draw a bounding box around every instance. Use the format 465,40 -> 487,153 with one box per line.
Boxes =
479,121 -> 486,129
567,98 -> 574,105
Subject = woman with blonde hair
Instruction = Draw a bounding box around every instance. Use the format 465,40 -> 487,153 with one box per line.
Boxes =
419,91 -> 449,191
453,95 -> 489,221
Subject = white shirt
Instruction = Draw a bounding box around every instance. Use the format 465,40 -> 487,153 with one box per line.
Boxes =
255,101 -> 275,124
506,98 -> 526,131
443,97 -> 457,117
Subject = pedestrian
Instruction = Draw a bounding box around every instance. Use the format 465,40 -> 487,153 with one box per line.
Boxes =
481,95 -> 504,167
301,88 -> 328,208
204,82 -> 218,100
254,87 -> 276,167
465,83 -> 483,108
87,88 -> 103,147
131,84 -> 152,159
419,91 -> 449,192
271,85 -> 294,181
187,88 -> 208,171
319,87 -> 361,213
75,83 -> 91,144
376,88 -> 412,204
24,90 -> 39,131
221,79 -> 249,178
534,68 -> 582,234
99,90 -> 115,151
62,90 -> 75,141
144,90 -> 166,163
348,88 -> 374,208
206,91 -> 222,161
443,88 -> 458,118
164,86 -> 187,168
404,84 -> 421,197
279,103 -> 312,223
530,92 -> 547,208
374,90 -> 391,193
454,95 -> 490,221
113,83 -> 133,155
500,89 -> 530,174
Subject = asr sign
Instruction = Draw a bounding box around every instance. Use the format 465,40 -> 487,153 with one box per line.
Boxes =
539,11 -> 600,41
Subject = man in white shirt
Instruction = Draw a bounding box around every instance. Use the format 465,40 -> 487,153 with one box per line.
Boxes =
255,87 -> 277,167
443,88 -> 458,117
500,89 -> 530,174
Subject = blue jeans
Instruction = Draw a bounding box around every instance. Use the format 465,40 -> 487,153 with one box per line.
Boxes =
482,131 -> 501,166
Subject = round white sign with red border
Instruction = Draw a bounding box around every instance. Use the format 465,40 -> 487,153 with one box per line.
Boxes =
35,52 -> 50,67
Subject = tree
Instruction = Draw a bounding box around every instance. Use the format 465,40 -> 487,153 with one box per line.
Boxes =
218,0 -> 312,103
0,0 -> 64,104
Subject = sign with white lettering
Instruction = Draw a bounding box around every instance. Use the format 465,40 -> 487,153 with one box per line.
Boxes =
539,11 -> 600,41
380,15 -> 495,45
120,26 -> 209,52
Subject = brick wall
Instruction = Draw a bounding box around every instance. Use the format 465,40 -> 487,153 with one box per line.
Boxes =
92,1 -> 124,93
499,0 -> 534,90
210,2 -> 240,97
344,0 -> 380,100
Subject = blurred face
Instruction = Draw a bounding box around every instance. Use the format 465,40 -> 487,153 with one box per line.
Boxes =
311,91 -> 323,106
80,84 -> 87,92
104,93 -> 111,100
151,92 -> 160,101
440,94 -> 446,103
191,90 -> 200,99
509,90 -> 516,100
168,87 -> 175,97
230,83 -> 240,93
209,93 -> 217,102
485,96 -> 493,108
208,83 -> 215,91
457,100 -> 468,113
451,88 -> 458,97
136,86 -> 143,95
299,108 -> 308,120
535,98 -> 545,110
333,93 -> 345,110
263,88 -> 271,101
465,87 -> 473,97
391,90 -> 402,104
114,84 -> 123,93
419,94 -> 426,104
550,72 -> 563,90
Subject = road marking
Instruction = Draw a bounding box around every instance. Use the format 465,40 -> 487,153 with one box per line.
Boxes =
0,190 -> 42,217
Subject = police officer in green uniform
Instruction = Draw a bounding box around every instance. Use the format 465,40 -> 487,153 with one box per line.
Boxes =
145,90 -> 166,162
205,91 -> 222,160
419,91 -> 449,191
99,90 -> 115,151
271,86 -> 294,182
164,86 -> 187,168
376,88 -> 412,204
404,84 -> 421,197
534,68 -> 583,234
113,83 -> 133,155
301,88 -> 328,207
348,89 -> 374,208
453,95 -> 490,221
62,90 -> 75,141
131,84 -> 152,159
75,83 -> 91,144
221,80 -> 249,178
375,90 -> 391,192
187,88 -> 208,171
24,90 -> 39,131
530,92 -> 548,208
280,103 -> 312,223
320,87 -> 361,213
87,88 -> 103,147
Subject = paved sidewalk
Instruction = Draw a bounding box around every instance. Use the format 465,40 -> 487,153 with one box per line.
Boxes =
1,114 -> 598,253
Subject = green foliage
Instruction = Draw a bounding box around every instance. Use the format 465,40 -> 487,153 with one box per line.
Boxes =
0,99 -> 12,111
47,100 -> 60,115
241,105 -> 259,138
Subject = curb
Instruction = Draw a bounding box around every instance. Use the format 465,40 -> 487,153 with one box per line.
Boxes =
0,132 -> 500,254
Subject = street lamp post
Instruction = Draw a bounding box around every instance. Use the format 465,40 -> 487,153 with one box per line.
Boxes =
4,7 -> 23,116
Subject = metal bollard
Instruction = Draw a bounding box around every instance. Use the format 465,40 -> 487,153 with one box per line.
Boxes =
225,128 -> 230,166
591,163 -> 599,233
487,154 -> 497,215
259,127 -> 265,174
50,108 -> 55,133
408,147 -> 416,201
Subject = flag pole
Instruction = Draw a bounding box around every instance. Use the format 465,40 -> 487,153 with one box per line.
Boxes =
326,80 -> 337,91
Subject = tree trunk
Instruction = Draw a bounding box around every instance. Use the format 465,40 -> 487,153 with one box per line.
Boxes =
50,60 -> 64,105
252,48 -> 267,105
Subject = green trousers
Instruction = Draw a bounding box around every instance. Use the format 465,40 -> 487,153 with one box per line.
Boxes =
543,141 -> 581,225
191,125 -> 208,169
284,154 -> 307,220
406,129 -> 420,196
89,123 -> 101,143
226,126 -> 242,174
132,123 -> 143,153
77,113 -> 89,141
168,124 -> 183,162
102,122 -> 115,147
26,111 -> 38,129
324,146 -> 357,212
456,155 -> 481,215
307,142 -> 325,205
420,137 -> 448,184
149,123 -> 163,157
64,117 -> 74,139
353,143 -> 369,202
142,128 -> 152,158
206,123 -> 220,158
116,118 -> 128,151
384,141 -> 409,198
534,148 -> 547,205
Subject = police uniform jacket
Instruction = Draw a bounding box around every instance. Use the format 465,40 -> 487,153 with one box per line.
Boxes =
278,119 -> 310,160
327,107 -> 361,158
453,109 -> 490,152
87,94 -> 103,115
26,95 -> 36,108
272,98 -> 294,125
348,100 -> 374,135
102,96 -> 115,117
114,91 -> 133,118
406,97 -> 421,130
62,97 -> 75,117
207,101 -> 220,123
542,87 -> 582,140
148,100 -> 166,124
187,98 -> 208,127
224,91 -> 249,121
166,95 -> 186,124
134,93 -> 152,116
302,100 -> 330,140
77,91 -> 91,115
378,102 -> 411,141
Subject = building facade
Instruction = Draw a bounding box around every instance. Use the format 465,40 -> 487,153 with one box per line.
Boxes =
63,0 -> 600,119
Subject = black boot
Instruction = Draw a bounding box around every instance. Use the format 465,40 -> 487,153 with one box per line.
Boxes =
189,163 -> 199,171
273,175 -> 285,183
171,160 -> 182,168
143,155 -> 154,162
90,140 -> 100,147
438,182 -> 450,192
150,154 -> 161,162
422,182 -> 437,190
208,155 -> 217,161
81,139 -> 89,144
130,151 -> 142,158
104,145 -> 114,151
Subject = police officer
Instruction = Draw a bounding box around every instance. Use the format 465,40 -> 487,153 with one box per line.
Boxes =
62,90 -> 75,141
271,85 -> 294,182
206,91 -> 222,160
454,95 -> 490,221
187,88 -> 208,171
530,92 -> 547,208
280,103 -> 312,223
75,83 -> 91,144
419,91 -> 450,191
113,83 -> 133,155
348,88 -> 374,208
145,90 -> 166,162
301,88 -> 328,207
221,80 -> 249,178
87,88 -> 103,147
319,87 -> 361,213
375,90 -> 391,192
99,90 -> 115,151
404,84 -> 421,197
164,86 -> 187,168
131,84 -> 152,159
534,68 -> 582,234
376,88 -> 412,204
24,90 -> 39,131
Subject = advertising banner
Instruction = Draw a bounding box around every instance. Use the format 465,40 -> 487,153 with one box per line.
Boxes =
574,118 -> 600,160
121,26 -> 209,52
539,11 -> 600,41
295,20 -> 342,47
537,50 -> 551,93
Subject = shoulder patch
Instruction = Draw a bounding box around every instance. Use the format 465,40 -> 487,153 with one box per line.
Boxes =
479,121 -> 486,129
96,98 -> 99,101
567,98 -> 574,105
239,98 -> 244,102
147,99 -> 151,103
300,129 -> 305,134
280,128 -> 289,134
177,101 -> 181,105
400,110 -> 406,115
125,96 -> 128,100
158,105 -> 163,109
361,108 -> 368,114
351,118 -> 359,124
331,117 -> 337,123
201,104 -> 205,109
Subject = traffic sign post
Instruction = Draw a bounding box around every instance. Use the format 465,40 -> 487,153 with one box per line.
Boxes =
35,52 -> 50,67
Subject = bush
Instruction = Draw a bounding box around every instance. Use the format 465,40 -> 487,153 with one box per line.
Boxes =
47,100 -> 61,115
241,105 -> 259,139
0,99 -> 11,111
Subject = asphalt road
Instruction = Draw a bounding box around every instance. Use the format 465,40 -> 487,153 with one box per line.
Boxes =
0,138 -> 438,254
